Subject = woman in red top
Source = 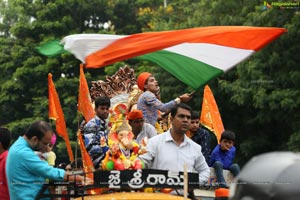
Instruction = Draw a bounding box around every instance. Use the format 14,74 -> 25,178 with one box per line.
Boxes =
0,127 -> 11,200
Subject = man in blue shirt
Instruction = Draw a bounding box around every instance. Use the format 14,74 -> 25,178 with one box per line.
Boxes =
209,130 -> 240,188
6,121 -> 88,200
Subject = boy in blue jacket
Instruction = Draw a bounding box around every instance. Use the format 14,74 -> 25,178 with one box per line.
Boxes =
209,130 -> 240,188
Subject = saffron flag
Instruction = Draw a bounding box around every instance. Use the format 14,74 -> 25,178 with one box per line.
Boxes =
38,26 -> 286,89
77,131 -> 102,194
78,64 -> 94,122
48,73 -> 74,162
200,85 -> 224,143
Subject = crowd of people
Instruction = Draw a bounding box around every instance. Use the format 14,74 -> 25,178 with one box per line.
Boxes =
0,71 -> 240,199
80,71 -> 239,194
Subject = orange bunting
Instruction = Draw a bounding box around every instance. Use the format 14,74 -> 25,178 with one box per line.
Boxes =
48,73 -> 74,162
78,64 -> 94,122
200,85 -> 225,143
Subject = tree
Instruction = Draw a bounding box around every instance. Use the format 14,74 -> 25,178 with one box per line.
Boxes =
0,0 -> 126,162
136,0 -> 300,165
0,0 -> 299,166
218,3 -> 300,164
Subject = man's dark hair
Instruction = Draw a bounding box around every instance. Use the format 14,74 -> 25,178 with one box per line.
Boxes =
191,111 -> 200,120
95,96 -> 111,108
220,130 -> 236,142
25,121 -> 53,140
170,103 -> 192,117
0,127 -> 12,150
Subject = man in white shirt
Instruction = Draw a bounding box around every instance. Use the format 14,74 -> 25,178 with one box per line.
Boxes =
139,103 -> 210,185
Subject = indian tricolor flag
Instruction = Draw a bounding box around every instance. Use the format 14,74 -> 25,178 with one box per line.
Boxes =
37,26 -> 286,89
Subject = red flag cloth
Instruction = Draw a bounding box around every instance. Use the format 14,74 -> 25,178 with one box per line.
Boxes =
78,64 -> 94,122
200,85 -> 225,143
48,73 -> 74,162
77,131 -> 102,194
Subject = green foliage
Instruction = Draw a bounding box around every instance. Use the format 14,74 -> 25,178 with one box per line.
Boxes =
55,140 -> 80,164
0,0 -> 299,167
287,131 -> 300,152
7,117 -> 44,141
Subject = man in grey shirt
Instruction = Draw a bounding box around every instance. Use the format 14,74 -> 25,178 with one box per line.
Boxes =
127,109 -> 157,144
139,103 -> 210,185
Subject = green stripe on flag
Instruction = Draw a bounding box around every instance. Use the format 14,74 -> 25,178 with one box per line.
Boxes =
36,40 -> 67,57
135,50 -> 223,90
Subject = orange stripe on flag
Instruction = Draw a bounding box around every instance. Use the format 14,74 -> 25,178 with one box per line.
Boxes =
85,26 -> 286,68
200,85 -> 225,143
48,73 -> 74,162
78,64 -> 94,122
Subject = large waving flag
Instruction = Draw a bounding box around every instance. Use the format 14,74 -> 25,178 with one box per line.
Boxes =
38,26 -> 286,89
78,64 -> 94,122
48,73 -> 74,162
200,85 -> 224,143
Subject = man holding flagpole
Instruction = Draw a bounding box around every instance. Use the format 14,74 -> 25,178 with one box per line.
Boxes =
137,72 -> 192,127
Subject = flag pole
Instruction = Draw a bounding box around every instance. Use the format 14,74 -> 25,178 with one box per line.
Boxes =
48,73 -> 74,162
184,163 -> 188,200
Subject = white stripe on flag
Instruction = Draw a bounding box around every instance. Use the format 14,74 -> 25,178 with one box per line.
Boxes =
165,43 -> 255,71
